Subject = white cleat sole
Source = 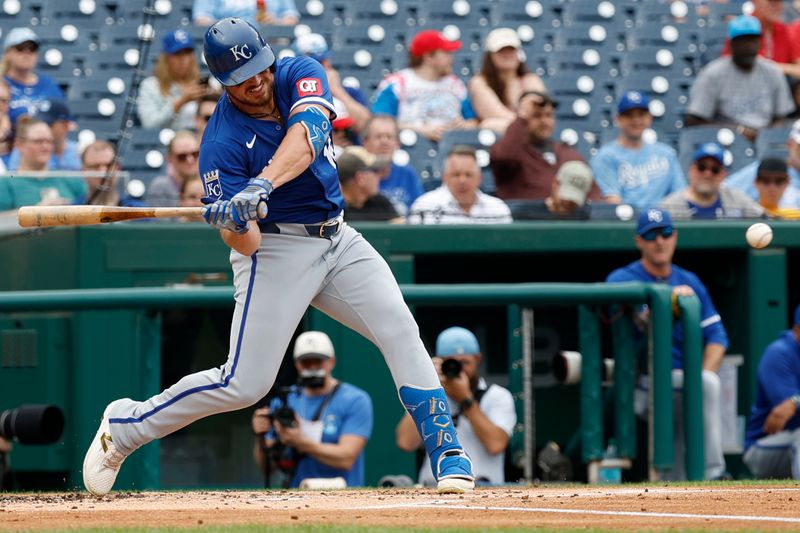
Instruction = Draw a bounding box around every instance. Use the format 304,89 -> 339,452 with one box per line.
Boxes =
82,399 -> 128,496
436,477 -> 475,494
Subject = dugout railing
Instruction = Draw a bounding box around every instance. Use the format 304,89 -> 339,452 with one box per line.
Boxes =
0,282 -> 704,489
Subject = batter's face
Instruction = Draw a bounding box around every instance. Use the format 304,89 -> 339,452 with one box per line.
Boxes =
443,154 -> 481,204
688,157 -> 727,196
226,69 -> 274,108
636,228 -> 677,270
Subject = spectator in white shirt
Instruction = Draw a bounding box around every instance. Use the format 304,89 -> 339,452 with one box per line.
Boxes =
409,145 -> 512,224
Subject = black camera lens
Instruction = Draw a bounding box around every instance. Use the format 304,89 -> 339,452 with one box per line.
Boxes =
273,406 -> 297,428
441,358 -> 463,379
0,404 -> 64,444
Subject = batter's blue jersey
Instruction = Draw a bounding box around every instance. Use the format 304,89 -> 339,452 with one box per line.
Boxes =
744,331 -> 800,450
606,261 -> 729,369
199,56 -> 344,224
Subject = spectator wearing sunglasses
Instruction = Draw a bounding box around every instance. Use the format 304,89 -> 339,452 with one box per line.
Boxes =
145,130 -> 200,207
606,207 -> 730,481
754,157 -> 800,219
0,28 -> 65,125
195,93 -> 219,142
660,142 -> 764,219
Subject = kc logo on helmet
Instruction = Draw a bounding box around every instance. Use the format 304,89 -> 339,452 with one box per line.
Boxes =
229,44 -> 252,62
296,78 -> 323,97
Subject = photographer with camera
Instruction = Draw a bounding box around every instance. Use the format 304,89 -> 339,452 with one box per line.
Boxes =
251,331 -> 373,488
395,327 -> 516,485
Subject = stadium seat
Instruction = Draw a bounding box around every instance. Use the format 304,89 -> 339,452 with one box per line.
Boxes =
561,0 -> 622,27
755,127 -> 792,160
493,0 -> 560,29
678,126 -> 756,174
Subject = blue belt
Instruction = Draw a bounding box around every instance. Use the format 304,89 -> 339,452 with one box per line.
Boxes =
258,219 -> 341,238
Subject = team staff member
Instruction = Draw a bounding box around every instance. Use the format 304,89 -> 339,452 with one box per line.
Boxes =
743,304 -> 800,479
252,331 -> 372,487
82,18 -> 474,496
396,327 -> 516,485
606,208 -> 729,480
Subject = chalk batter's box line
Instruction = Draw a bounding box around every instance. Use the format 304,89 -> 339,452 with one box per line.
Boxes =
353,500 -> 800,525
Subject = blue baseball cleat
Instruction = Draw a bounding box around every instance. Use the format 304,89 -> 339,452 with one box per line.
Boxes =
436,448 -> 475,493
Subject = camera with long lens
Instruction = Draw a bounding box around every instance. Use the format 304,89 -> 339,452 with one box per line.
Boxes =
0,405 -> 64,444
441,358 -> 463,379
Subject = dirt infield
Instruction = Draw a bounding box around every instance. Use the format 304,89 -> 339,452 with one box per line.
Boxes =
2,484 -> 800,531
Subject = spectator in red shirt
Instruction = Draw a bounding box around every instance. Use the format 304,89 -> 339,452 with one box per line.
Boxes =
722,0 -> 800,79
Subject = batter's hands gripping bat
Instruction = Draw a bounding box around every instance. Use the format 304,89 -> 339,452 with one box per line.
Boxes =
17,206 -> 206,227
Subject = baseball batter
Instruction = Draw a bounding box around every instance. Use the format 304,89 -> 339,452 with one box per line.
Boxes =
82,18 -> 474,495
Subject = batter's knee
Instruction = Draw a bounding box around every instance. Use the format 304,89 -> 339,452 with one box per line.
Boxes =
224,378 -> 273,409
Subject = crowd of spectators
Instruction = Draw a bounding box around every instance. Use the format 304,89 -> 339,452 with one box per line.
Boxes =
0,5 -> 799,224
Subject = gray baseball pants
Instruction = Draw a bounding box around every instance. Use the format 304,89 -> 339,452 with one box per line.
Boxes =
106,223 -> 440,455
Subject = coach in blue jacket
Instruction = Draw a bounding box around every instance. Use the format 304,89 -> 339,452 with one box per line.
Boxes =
743,305 -> 800,479
606,208 -> 729,480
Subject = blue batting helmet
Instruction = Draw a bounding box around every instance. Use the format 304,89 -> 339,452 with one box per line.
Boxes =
203,17 -> 275,86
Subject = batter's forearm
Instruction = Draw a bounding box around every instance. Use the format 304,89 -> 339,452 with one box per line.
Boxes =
221,221 -> 260,255
257,125 -> 314,189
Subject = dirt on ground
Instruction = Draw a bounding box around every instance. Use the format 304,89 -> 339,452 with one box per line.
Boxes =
2,484 -> 800,531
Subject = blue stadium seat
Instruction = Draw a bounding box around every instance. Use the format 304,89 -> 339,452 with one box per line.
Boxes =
419,2 -> 493,28
755,127 -> 792,160
397,130 -> 439,190
706,2 -> 745,27
678,126 -> 756,174
562,0 -> 623,27
493,0 -> 560,29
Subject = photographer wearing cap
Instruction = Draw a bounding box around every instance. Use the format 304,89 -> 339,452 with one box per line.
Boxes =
395,327 -> 516,485
252,331 -> 373,488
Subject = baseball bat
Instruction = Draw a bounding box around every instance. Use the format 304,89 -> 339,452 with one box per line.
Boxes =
18,206 -> 205,227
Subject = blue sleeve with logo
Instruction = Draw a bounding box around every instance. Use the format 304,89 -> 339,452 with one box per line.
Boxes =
198,134 -> 251,201
280,56 -> 336,116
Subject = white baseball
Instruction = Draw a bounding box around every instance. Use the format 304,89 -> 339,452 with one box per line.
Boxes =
746,222 -> 773,249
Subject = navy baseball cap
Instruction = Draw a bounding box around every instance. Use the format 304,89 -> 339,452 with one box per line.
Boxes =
636,208 -> 673,236
617,90 -> 650,114
693,142 -> 725,165
436,327 -> 480,357
162,29 -> 193,54
33,99 -> 73,125
728,15 -> 761,40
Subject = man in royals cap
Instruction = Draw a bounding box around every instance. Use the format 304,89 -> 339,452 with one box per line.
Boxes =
396,326 -> 516,485
660,142 -> 764,219
606,208 -> 731,480
372,29 -> 477,141
591,90 -> 686,209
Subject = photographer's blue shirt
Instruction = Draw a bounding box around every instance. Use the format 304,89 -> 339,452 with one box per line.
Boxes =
606,260 -> 729,369
269,382 -> 373,487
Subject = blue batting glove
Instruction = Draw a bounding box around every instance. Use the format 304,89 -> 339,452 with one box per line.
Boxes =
229,178 -> 273,224
202,200 -> 248,234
